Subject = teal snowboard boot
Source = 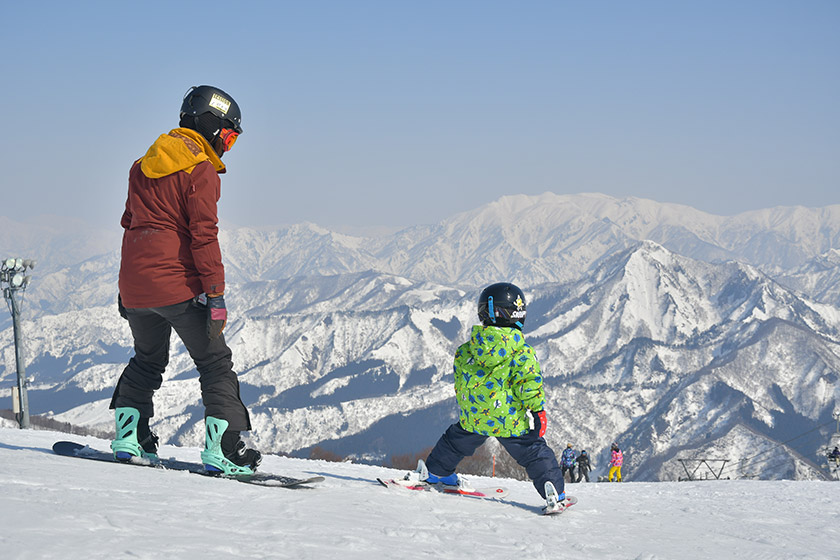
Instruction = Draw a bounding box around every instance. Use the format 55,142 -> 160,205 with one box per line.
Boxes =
110,407 -> 159,462
200,416 -> 262,475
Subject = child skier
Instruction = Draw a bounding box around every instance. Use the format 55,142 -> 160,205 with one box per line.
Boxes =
407,282 -> 572,514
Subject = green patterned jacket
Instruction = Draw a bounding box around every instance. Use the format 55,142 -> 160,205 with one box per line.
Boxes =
453,324 -> 545,437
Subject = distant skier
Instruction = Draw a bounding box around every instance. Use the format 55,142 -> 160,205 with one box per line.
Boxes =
576,449 -> 592,482
561,443 -> 577,482
829,446 -> 840,462
405,282 -> 570,513
110,85 -> 261,475
609,442 -> 624,482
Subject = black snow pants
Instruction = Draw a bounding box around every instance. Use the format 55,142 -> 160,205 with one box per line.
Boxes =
110,298 -> 251,431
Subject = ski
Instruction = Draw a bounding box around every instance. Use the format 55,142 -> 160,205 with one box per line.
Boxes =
543,480 -> 577,515
543,495 -> 578,515
52,441 -> 324,488
376,477 -> 509,499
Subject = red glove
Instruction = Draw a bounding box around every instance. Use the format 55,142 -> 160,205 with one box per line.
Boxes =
535,410 -> 547,438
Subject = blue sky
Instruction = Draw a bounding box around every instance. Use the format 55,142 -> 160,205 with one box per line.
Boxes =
2,1 -> 838,231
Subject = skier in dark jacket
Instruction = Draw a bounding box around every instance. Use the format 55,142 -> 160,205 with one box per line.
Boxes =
576,450 -> 592,482
109,85 -> 261,476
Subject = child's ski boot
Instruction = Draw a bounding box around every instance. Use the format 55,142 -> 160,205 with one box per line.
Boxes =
405,459 -> 475,492
200,416 -> 262,476
543,481 -> 576,515
110,407 -> 159,462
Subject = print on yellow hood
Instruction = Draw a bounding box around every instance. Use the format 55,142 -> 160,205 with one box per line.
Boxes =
140,127 -> 226,178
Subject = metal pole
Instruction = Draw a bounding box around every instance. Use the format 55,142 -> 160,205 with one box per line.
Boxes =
7,288 -> 30,429
2,258 -> 35,429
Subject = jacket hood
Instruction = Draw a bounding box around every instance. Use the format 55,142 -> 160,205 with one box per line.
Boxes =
140,128 -> 226,178
464,324 -> 525,369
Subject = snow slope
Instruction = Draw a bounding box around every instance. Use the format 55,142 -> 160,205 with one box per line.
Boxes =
1,426 -> 837,560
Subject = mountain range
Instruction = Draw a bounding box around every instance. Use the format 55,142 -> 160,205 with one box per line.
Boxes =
2,192 -> 839,481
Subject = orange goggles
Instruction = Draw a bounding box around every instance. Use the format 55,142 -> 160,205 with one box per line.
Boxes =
219,128 -> 239,152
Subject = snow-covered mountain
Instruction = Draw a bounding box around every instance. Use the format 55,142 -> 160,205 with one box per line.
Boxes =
19,193 -> 840,317
214,192 -> 840,287
2,193 -> 840,481
530,241 -> 840,480
779,249 -> 840,307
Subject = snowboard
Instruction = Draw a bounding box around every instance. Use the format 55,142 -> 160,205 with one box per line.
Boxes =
52,441 -> 324,488
376,477 -> 509,499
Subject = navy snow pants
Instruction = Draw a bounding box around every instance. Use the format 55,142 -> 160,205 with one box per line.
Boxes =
425,419 -> 565,499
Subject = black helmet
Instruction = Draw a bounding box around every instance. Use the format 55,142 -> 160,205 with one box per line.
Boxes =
180,85 -> 243,134
477,282 -> 527,329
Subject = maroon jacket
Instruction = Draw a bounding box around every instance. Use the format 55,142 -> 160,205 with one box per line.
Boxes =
118,128 -> 227,308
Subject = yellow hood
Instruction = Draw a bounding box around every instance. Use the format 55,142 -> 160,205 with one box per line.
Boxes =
139,128 -> 226,178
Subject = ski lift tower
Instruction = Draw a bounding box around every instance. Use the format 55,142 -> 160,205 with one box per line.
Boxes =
1,257 -> 35,429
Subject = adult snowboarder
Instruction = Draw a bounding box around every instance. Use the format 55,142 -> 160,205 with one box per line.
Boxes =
405,282 -> 571,513
109,85 -> 261,475
576,449 -> 592,482
561,443 -> 577,482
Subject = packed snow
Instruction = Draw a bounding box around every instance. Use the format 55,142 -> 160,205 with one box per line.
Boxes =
1,426 -> 837,559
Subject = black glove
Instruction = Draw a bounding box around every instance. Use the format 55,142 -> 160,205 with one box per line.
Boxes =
117,295 -> 128,320
206,293 -> 227,339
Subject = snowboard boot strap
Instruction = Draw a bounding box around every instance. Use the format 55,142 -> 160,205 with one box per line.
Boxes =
200,416 -> 260,476
111,407 -> 158,462
138,430 -> 160,460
